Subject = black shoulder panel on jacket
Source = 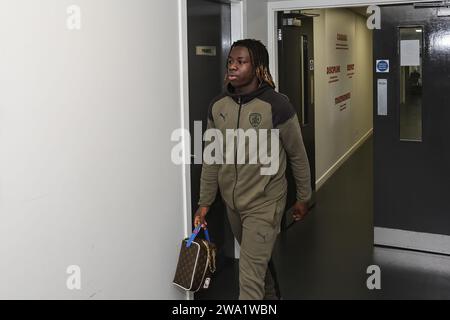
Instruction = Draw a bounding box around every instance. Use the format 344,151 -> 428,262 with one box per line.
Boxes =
258,89 -> 296,127
207,92 -> 227,121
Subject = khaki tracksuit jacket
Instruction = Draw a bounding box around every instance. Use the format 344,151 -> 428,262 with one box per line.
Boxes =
198,82 -> 311,213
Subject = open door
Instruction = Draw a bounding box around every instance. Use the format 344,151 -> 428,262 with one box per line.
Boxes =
277,11 -> 316,218
187,0 -> 235,271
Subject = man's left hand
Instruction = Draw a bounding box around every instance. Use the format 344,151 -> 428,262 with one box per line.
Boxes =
292,201 -> 309,222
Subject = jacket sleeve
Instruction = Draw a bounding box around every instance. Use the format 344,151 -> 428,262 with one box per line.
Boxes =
277,114 -> 312,203
198,117 -> 220,207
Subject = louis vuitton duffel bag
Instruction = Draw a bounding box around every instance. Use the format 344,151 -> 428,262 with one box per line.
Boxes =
173,225 -> 216,292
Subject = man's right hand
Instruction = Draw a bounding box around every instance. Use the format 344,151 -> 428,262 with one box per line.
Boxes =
194,206 -> 209,228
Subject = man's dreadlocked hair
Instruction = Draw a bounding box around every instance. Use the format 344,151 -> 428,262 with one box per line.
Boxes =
225,39 -> 276,89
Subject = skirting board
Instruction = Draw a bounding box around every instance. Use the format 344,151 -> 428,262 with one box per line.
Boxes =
316,128 -> 373,191
374,227 -> 450,255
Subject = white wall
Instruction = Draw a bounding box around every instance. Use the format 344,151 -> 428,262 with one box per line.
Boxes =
313,8 -> 373,186
353,10 -> 374,143
0,0 -> 187,299
246,0 -> 269,45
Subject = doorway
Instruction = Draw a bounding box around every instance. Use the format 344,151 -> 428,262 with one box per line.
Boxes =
373,3 -> 450,254
185,1 -> 245,297
269,0 -> 450,254
277,11 -> 316,213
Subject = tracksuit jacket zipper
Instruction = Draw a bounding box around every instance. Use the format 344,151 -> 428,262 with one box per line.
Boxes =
232,96 -> 242,211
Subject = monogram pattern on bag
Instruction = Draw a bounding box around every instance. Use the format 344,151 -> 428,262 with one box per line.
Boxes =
173,239 -> 216,292
173,240 -> 199,290
192,242 -> 209,291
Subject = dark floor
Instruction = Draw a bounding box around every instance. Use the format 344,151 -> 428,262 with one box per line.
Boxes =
196,136 -> 450,300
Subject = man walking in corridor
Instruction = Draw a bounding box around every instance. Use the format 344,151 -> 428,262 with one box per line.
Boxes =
194,39 -> 312,300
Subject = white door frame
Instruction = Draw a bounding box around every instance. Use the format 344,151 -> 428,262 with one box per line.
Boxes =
267,0 -> 431,88
178,0 -> 246,299
232,0 -> 248,40
178,0 -> 191,248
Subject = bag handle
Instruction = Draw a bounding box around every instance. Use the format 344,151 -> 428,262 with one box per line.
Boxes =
186,225 -> 211,247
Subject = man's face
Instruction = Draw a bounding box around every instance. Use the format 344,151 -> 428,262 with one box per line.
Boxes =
227,46 -> 255,89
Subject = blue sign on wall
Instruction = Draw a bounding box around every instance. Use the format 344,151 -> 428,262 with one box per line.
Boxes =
376,60 -> 389,73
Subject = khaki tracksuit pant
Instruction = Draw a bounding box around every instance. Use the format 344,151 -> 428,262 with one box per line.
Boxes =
226,195 -> 287,300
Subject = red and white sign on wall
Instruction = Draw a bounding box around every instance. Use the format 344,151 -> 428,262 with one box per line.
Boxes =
347,64 -> 355,79
336,33 -> 349,50
326,10 -> 355,112
327,65 -> 340,83
335,92 -> 351,111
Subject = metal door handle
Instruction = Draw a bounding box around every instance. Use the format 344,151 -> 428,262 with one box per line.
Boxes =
300,35 -> 305,126
300,35 -> 309,127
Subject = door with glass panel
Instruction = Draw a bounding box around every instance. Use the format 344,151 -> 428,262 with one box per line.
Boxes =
373,3 -> 450,254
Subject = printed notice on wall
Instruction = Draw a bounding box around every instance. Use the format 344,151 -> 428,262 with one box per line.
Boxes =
325,10 -> 354,113
400,40 -> 420,66
377,79 -> 387,116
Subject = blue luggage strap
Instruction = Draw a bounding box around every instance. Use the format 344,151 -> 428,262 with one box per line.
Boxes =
186,225 -> 210,247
